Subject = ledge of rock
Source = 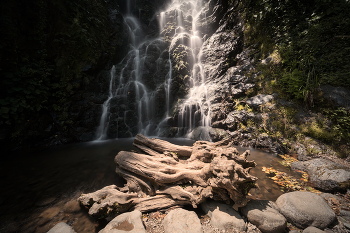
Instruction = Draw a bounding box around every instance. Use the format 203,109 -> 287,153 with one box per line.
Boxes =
201,201 -> 247,232
241,200 -> 287,233
291,158 -> 350,191
162,208 -> 202,233
99,210 -> 145,233
276,191 -> 336,229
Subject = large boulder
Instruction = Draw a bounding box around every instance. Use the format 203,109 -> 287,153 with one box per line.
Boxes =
241,200 -> 287,233
291,158 -> 350,191
276,191 -> 336,229
99,210 -> 146,233
201,201 -> 246,232
163,208 -> 202,233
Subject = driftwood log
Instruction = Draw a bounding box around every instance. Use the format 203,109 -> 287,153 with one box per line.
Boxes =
78,134 -> 257,218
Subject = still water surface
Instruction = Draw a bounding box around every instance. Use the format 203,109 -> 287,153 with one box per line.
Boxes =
0,138 -> 296,232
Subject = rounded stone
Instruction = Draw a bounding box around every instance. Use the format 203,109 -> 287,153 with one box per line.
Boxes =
303,226 -> 326,233
276,191 -> 336,229
163,208 -> 202,233
241,200 -> 286,233
99,210 -> 146,233
201,201 -> 246,232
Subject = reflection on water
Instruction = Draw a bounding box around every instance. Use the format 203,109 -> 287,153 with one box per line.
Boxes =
244,148 -> 300,201
0,138 -> 296,232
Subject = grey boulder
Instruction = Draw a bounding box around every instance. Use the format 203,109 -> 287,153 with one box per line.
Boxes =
163,208 -> 202,233
276,191 -> 336,229
303,226 -> 326,233
245,94 -> 275,107
241,200 -> 287,233
47,222 -> 76,233
201,201 -> 246,231
99,210 -> 145,233
291,158 -> 350,191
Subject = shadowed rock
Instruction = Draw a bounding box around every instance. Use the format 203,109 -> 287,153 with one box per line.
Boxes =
241,200 -> 287,233
201,201 -> 246,231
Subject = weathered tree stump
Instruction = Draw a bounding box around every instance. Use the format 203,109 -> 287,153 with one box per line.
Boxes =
78,134 -> 257,218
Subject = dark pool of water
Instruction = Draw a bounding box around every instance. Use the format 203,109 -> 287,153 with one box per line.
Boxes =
0,138 -> 298,233
245,148 -> 300,201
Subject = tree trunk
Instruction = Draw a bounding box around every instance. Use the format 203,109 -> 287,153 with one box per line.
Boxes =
133,134 -> 193,157
78,134 -> 257,218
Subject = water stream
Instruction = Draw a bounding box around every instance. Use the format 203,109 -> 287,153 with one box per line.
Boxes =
0,139 -> 300,233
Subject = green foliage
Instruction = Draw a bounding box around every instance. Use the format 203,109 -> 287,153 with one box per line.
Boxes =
300,121 -> 335,143
323,107 -> 350,141
231,0 -> 350,157
241,0 -> 350,104
0,0 -> 118,129
236,102 -> 253,112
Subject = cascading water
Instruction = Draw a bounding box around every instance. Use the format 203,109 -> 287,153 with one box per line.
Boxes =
95,4 -> 172,140
96,0 -> 213,140
95,66 -> 116,140
165,54 -> 172,118
160,0 -> 212,140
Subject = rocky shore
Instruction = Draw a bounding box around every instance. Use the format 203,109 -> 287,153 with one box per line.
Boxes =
45,136 -> 350,233
47,190 -> 350,233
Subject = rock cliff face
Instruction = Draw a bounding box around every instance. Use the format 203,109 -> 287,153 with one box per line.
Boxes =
0,0 -> 287,151
82,0 -> 257,142
52,2 -> 130,144
0,0 -> 290,154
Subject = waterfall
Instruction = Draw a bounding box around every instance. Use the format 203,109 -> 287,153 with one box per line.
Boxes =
95,4 -> 170,139
95,0 -> 212,140
164,0 -> 211,140
165,53 -> 172,117
95,66 -> 116,140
